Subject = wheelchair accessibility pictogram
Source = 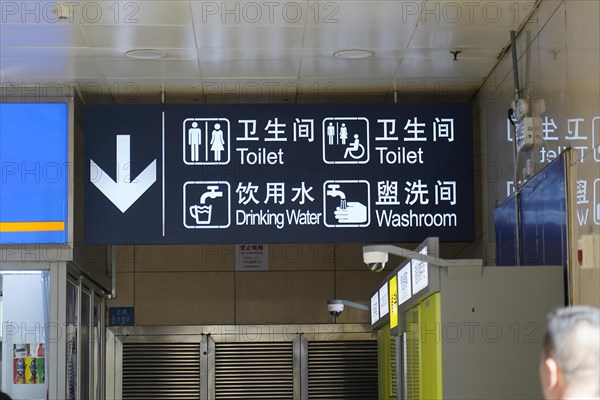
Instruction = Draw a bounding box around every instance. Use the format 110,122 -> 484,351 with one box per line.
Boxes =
344,134 -> 366,160
322,117 -> 370,164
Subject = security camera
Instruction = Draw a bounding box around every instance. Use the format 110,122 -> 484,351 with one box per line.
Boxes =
327,300 -> 344,317
326,299 -> 370,317
363,250 -> 388,272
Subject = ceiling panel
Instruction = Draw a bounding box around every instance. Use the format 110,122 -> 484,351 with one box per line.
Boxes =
297,90 -> 387,104
306,1 -> 422,27
82,25 -> 197,49
102,78 -> 202,102
414,0 -> 534,28
72,79 -> 132,104
190,0 -> 307,26
483,53 -> 515,91
303,26 -> 414,49
0,57 -> 103,80
0,47 -> 198,60
194,25 -> 305,49
1,0 -> 70,25
399,47 -> 500,60
528,0 -> 564,39
95,79 -> 306,105
299,58 -> 401,78
200,59 -> 300,78
0,0 -> 553,102
200,78 -> 302,103
197,48 -> 334,61
76,1 -> 193,25
392,78 -> 482,97
0,24 -> 88,47
409,25 -> 510,49
564,1 -> 599,90
298,77 -> 393,93
566,0 -> 598,50
98,59 -> 202,79
394,58 -> 496,79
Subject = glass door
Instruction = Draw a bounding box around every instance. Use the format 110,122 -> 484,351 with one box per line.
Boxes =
92,293 -> 105,400
419,293 -> 442,400
1,271 -> 50,400
65,277 -> 106,400
66,279 -> 79,400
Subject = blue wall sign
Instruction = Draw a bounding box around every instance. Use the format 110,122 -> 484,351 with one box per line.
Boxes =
108,307 -> 135,326
85,104 -> 474,244
0,103 -> 69,244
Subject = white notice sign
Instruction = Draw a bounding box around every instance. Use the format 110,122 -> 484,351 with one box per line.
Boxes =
379,284 -> 389,317
398,262 -> 412,306
371,293 -> 380,325
411,247 -> 429,293
235,244 -> 269,271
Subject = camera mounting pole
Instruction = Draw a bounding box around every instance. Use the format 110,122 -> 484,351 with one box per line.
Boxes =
327,299 -> 370,312
362,244 -> 483,278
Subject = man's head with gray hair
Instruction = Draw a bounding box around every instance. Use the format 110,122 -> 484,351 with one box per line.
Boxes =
539,305 -> 600,399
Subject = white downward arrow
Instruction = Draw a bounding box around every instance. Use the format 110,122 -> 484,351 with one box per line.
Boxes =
90,135 -> 157,213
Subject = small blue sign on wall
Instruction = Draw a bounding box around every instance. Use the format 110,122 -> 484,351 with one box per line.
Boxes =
108,307 -> 135,326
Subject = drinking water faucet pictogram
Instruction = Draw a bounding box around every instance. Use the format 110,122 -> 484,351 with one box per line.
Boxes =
200,185 -> 223,203
190,185 -> 223,225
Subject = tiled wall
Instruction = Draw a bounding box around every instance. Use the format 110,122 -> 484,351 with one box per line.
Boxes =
108,243 -> 384,325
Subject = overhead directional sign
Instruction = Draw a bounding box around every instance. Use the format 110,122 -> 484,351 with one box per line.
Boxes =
84,104 -> 474,244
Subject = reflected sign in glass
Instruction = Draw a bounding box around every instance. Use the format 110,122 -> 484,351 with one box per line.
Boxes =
0,103 -> 69,244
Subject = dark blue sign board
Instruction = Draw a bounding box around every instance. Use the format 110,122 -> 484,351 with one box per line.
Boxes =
85,104 -> 474,244
494,154 -> 568,267
108,306 -> 135,326
0,103 -> 69,244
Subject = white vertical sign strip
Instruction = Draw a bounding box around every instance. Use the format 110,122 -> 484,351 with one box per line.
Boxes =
371,293 -> 380,325
379,283 -> 389,317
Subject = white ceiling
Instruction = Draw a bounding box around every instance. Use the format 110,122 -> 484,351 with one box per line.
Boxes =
0,0 -> 535,103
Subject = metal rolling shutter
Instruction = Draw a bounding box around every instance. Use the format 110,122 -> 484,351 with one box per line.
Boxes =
122,343 -> 200,400
214,341 -> 294,399
308,340 -> 378,400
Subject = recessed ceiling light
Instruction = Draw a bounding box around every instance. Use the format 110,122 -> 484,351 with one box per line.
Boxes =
125,49 -> 166,59
333,49 -> 374,59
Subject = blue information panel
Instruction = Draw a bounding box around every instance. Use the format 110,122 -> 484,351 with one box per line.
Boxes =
84,104 -> 474,244
0,103 -> 69,244
108,307 -> 135,326
494,153 -> 567,267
